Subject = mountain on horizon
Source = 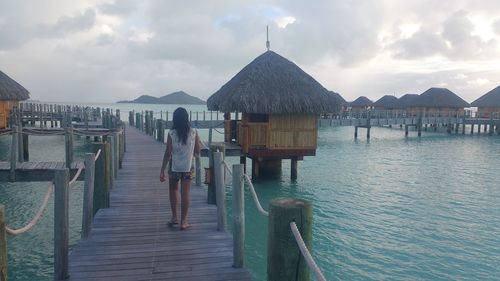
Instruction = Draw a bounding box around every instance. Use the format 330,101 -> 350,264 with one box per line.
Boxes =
117,91 -> 205,105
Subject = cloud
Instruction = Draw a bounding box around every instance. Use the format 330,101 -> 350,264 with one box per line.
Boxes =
99,0 -> 138,16
391,27 -> 448,59
493,19 -> 500,35
37,8 -> 97,38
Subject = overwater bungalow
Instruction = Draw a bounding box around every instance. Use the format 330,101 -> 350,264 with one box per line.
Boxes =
397,94 -> 421,116
0,70 -> 30,128
373,95 -> 401,111
471,85 -> 500,118
207,50 -> 338,179
349,96 -> 373,112
417,87 -> 469,117
328,91 -> 347,117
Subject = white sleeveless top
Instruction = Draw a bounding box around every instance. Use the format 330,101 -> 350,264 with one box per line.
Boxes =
169,128 -> 197,172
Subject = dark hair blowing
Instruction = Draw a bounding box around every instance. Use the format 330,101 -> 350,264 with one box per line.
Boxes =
172,107 -> 191,144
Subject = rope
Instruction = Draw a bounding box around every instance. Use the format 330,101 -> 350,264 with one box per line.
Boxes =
95,149 -> 102,161
0,130 -> 12,136
243,174 -> 269,217
290,222 -> 327,281
21,128 -> 65,136
213,128 -> 225,134
5,182 -> 53,236
222,160 -> 232,176
69,166 -> 84,186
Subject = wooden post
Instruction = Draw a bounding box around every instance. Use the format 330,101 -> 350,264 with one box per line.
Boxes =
54,168 -> 69,281
291,158 -> 298,180
214,152 -> 227,232
93,142 -> 110,215
470,123 -> 474,135
366,126 -> 371,139
65,126 -> 73,168
405,125 -> 409,136
112,132 -> 119,179
417,116 -> 422,137
354,126 -> 358,138
82,153 -> 95,239
195,154 -> 201,187
109,135 -> 116,183
10,126 -> 19,182
17,123 -> 23,163
232,164 -> 244,268
267,198 -> 312,281
22,134 -> 29,162
208,144 -> 225,204
0,205 -> 7,281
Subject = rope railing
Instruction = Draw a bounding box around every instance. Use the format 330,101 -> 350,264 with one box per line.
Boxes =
5,182 -> 54,236
69,166 -> 84,186
222,160 -> 232,176
94,149 -> 102,161
243,174 -> 269,217
290,222 -> 327,281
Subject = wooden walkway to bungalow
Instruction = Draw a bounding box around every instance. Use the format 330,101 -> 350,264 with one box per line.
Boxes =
67,126 -> 252,281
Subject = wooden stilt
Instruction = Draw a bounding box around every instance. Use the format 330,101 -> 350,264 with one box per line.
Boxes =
291,158 -> 298,180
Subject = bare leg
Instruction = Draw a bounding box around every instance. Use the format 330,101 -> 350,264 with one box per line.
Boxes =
169,179 -> 179,223
180,179 -> 192,229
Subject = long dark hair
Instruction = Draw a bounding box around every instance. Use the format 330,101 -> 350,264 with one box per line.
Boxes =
172,107 -> 190,144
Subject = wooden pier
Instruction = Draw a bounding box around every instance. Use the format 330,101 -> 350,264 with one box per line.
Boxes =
67,125 -> 251,281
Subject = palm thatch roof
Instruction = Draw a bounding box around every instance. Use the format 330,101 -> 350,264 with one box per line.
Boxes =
207,51 -> 338,114
349,96 -> 373,107
397,94 -> 420,108
328,91 -> 346,112
0,70 -> 30,101
417,87 -> 469,108
471,85 -> 500,107
373,95 -> 401,109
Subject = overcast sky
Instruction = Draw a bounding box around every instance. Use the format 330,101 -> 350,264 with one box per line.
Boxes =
1,0 -> 499,103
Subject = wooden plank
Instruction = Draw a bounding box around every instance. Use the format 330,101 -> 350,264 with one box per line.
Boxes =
67,125 -> 251,280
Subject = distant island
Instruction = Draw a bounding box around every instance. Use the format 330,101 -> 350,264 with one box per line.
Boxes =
117,91 -> 206,105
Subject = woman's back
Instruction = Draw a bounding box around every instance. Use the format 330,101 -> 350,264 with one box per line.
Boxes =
169,128 -> 197,172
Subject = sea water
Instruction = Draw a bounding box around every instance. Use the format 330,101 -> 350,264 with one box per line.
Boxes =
1,103 -> 499,280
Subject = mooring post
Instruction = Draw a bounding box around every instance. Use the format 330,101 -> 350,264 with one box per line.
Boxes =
291,157 -> 298,180
93,142 -> 111,215
82,153 -> 95,239
54,168 -> 69,281
267,198 -> 312,281
232,164 -> 244,268
214,152 -> 227,232
0,205 -> 7,281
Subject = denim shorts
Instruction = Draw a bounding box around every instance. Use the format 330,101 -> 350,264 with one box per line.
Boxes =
168,163 -> 194,182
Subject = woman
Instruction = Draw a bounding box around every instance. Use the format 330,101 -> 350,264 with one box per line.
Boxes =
160,107 -> 201,230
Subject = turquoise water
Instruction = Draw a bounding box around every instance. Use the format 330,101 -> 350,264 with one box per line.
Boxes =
1,103 -> 500,280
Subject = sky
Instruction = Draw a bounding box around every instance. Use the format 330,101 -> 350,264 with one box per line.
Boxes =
1,0 -> 499,103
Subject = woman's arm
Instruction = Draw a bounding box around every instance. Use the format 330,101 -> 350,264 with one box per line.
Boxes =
160,134 -> 173,182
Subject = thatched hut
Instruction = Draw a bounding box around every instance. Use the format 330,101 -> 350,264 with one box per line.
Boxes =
471,85 -> 500,117
0,71 -> 30,128
373,95 -> 401,111
328,91 -> 347,116
349,96 -> 373,112
417,87 -> 469,116
396,94 -> 421,116
207,50 -> 338,178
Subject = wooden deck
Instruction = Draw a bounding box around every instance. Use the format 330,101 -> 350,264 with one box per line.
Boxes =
0,161 -> 84,182
68,126 -> 252,281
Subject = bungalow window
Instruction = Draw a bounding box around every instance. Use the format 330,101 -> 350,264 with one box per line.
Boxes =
248,113 -> 268,123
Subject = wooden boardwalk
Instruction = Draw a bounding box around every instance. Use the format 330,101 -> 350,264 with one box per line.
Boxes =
68,126 -> 252,281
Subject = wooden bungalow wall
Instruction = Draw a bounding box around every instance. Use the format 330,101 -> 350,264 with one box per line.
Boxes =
0,100 -> 17,128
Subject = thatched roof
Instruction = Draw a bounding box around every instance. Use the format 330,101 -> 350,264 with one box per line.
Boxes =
397,94 -> 420,108
349,96 -> 373,107
207,51 -> 338,114
0,70 -> 30,101
373,95 -> 401,109
328,91 -> 346,112
471,85 -> 500,107
417,87 -> 469,108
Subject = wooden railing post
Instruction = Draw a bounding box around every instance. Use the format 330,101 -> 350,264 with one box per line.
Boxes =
208,144 -> 225,204
54,168 -> 69,281
232,164 -> 244,268
214,152 -> 227,232
93,142 -> 110,215
267,198 -> 312,281
195,154 -> 201,187
0,205 -> 7,281
10,126 -> 19,182
82,153 -> 95,239
65,126 -> 73,168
